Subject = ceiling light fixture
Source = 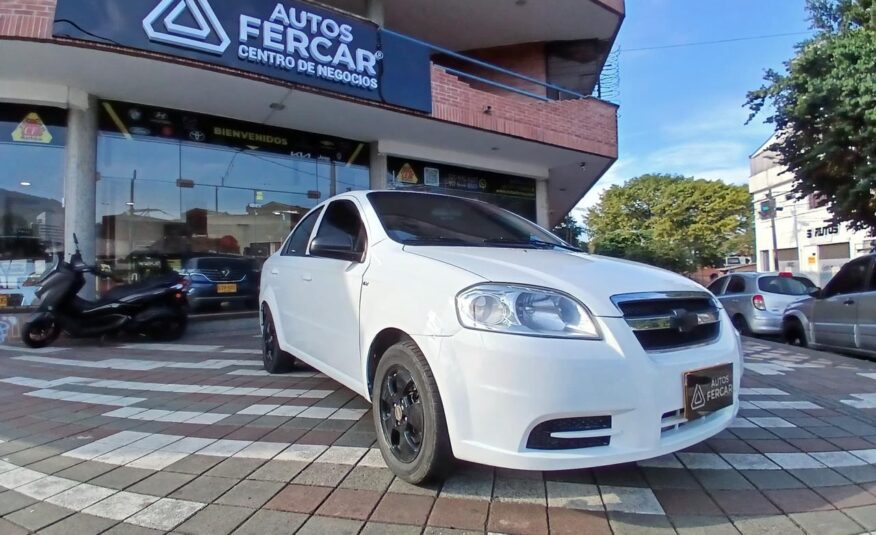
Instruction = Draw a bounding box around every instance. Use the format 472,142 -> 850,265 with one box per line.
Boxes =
19,181 -> 32,187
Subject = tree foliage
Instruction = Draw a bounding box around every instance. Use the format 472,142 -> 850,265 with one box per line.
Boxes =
552,214 -> 587,249
747,0 -> 876,232
584,174 -> 753,272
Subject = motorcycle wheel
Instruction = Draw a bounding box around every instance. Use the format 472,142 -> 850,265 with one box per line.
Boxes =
22,319 -> 61,348
146,311 -> 188,341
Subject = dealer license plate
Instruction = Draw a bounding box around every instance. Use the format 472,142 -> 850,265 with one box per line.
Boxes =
683,363 -> 733,421
216,283 -> 237,294
0,295 -> 7,308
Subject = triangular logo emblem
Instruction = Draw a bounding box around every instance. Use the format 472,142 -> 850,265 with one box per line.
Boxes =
142,0 -> 230,55
398,163 -> 419,184
691,384 -> 706,410
11,113 -> 53,144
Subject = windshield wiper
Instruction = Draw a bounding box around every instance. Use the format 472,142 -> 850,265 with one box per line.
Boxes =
482,238 -> 583,253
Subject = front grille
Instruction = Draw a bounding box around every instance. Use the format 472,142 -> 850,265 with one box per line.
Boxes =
526,416 -> 611,450
661,409 -> 689,433
194,269 -> 247,282
612,292 -> 721,351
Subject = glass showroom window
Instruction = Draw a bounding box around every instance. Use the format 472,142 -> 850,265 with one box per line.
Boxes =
95,101 -> 369,309
0,104 -> 67,310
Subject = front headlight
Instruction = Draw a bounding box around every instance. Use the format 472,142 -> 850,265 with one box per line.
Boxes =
456,284 -> 601,339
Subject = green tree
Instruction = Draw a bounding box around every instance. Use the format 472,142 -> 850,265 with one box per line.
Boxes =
552,214 -> 587,249
747,0 -> 876,232
584,174 -> 752,272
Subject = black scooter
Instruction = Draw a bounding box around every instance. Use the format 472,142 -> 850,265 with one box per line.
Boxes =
22,235 -> 189,348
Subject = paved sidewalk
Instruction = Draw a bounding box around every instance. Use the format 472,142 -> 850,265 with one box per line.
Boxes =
0,319 -> 874,534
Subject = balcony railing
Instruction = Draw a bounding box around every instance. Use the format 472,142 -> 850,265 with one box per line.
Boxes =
382,29 -> 600,103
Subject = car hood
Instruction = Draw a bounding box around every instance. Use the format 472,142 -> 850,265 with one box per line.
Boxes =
403,246 -> 708,317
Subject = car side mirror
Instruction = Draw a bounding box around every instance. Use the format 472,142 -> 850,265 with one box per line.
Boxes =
808,287 -> 822,298
310,235 -> 363,263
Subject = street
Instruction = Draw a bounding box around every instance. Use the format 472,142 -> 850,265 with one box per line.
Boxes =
0,320 -> 872,534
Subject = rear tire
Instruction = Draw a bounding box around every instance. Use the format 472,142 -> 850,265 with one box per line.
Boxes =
783,318 -> 807,347
372,340 -> 453,484
262,306 -> 295,373
147,310 -> 188,341
732,315 -> 752,337
22,318 -> 61,348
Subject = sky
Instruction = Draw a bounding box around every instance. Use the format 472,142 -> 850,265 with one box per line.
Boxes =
574,0 -> 812,217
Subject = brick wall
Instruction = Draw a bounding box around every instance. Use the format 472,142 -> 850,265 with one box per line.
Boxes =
435,42 -> 548,99
0,0 -> 54,39
431,66 -> 618,158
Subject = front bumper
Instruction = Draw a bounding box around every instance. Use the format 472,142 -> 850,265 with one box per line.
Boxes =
421,313 -> 742,471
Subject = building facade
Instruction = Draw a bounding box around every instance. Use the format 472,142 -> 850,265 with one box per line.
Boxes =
749,136 -> 876,287
0,0 -> 622,306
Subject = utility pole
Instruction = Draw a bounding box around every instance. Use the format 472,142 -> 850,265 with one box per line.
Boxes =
767,188 -> 779,271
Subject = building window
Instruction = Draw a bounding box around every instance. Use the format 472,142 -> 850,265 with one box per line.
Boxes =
0,104 -> 67,310
386,157 -> 537,221
95,101 -> 369,304
808,194 -> 827,210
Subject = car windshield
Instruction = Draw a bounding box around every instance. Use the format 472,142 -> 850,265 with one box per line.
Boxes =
367,192 -> 577,250
757,275 -> 815,295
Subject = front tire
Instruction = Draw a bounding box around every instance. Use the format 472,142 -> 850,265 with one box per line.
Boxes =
22,318 -> 61,348
783,318 -> 808,347
372,340 -> 453,484
262,306 -> 295,373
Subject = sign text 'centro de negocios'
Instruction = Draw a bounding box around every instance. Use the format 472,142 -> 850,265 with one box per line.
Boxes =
53,0 -> 433,112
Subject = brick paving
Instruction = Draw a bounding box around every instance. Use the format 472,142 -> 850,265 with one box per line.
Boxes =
0,319 -> 873,533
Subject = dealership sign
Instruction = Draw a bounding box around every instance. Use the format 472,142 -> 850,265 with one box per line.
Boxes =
53,0 -> 433,112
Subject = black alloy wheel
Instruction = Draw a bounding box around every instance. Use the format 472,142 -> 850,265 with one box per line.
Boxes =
379,365 -> 425,463
262,306 -> 294,373
372,340 -> 452,483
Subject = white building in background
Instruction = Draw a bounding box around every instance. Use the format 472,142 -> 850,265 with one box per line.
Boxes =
749,136 -> 876,287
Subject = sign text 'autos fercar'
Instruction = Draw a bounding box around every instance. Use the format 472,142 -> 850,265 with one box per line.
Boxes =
53,0 -> 433,112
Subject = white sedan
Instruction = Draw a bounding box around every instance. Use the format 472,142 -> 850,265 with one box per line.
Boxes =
260,191 -> 742,483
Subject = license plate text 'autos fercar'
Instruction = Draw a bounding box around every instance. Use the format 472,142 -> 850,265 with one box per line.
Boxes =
683,363 -> 733,421
216,283 -> 238,294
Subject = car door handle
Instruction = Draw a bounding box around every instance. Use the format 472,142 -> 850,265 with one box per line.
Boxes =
301,273 -> 312,281
270,269 -> 279,276
844,299 -> 855,305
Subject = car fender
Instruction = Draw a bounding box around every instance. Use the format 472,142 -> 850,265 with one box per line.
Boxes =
358,242 -> 484,401
258,269 -> 291,349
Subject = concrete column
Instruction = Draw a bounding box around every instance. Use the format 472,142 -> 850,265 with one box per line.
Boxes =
369,143 -> 388,190
366,0 -> 385,26
535,179 -> 550,228
64,94 -> 98,298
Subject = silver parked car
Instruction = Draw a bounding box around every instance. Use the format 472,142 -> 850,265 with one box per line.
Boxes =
783,254 -> 876,356
707,272 -> 816,336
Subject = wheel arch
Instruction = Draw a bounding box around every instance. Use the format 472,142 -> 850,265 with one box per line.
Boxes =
365,327 -> 413,396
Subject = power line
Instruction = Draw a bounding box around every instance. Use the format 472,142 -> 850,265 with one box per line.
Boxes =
619,31 -> 814,53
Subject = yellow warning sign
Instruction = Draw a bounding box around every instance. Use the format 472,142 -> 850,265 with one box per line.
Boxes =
11,113 -> 53,144
398,163 -> 419,184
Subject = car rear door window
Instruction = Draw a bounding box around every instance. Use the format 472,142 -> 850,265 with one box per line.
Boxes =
725,276 -> 746,294
282,207 -> 323,257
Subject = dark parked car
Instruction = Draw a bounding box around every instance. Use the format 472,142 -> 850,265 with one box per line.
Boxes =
180,255 -> 260,312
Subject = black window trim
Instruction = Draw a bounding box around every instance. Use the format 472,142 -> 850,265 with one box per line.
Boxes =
707,276 -> 728,295
281,206 -> 324,257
